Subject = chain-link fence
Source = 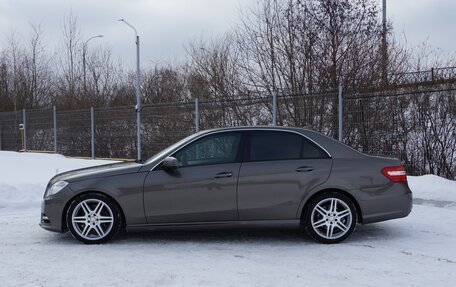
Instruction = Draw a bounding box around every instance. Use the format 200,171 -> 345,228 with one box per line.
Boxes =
346,88 -> 455,178
1,85 -> 455,179
0,110 -> 22,151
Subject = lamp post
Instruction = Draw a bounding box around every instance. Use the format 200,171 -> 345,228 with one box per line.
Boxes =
83,35 -> 103,97
118,18 -> 142,162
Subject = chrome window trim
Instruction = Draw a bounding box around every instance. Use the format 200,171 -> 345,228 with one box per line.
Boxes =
149,128 -> 332,171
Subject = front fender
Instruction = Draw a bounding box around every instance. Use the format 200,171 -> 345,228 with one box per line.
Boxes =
68,172 -> 148,226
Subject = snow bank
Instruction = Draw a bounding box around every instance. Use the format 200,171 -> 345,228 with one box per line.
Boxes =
408,175 -> 456,202
0,151 -> 117,214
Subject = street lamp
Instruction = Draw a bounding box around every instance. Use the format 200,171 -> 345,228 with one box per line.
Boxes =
118,18 -> 142,162
83,35 -> 103,96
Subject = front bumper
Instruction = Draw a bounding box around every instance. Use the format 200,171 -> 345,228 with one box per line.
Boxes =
39,195 -> 67,233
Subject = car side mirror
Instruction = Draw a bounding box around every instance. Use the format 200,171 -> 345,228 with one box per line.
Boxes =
162,156 -> 179,170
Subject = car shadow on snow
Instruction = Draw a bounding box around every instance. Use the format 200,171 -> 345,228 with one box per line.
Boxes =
48,222 -> 408,246
118,227 -> 312,245
115,222 -> 407,245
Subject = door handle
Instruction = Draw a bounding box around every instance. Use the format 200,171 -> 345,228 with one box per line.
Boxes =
296,166 -> 314,172
215,171 -> 233,178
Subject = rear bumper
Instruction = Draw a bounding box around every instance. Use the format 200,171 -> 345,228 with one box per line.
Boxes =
360,184 -> 413,224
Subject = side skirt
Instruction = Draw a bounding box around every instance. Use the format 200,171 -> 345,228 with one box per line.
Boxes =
126,219 -> 300,232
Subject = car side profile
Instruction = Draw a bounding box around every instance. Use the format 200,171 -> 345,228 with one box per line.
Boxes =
40,127 -> 412,244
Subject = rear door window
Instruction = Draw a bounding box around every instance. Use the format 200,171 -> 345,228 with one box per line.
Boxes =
248,131 -> 329,161
301,137 -> 330,159
249,131 -> 302,161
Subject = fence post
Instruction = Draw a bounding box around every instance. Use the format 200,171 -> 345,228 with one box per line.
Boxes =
272,91 -> 277,126
53,106 -> 57,153
338,83 -> 343,142
91,107 -> 95,159
23,108 -> 27,152
195,98 -> 200,133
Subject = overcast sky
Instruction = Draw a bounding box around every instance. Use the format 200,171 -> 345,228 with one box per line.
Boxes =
0,0 -> 455,69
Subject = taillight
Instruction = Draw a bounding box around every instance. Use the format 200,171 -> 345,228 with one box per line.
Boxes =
381,166 -> 407,183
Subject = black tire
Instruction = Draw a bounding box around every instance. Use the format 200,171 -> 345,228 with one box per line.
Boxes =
302,192 -> 357,244
66,193 -> 122,244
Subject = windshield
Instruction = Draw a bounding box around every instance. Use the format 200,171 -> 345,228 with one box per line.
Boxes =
143,132 -> 203,165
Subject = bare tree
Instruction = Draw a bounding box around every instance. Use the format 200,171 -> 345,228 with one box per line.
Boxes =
55,11 -> 82,109
24,23 -> 53,108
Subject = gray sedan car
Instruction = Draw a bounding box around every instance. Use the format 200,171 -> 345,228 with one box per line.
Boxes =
40,127 -> 412,244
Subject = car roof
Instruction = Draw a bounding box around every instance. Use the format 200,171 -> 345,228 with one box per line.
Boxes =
199,126 -> 311,133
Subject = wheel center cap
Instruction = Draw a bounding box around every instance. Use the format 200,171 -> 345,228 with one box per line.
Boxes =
90,217 -> 97,223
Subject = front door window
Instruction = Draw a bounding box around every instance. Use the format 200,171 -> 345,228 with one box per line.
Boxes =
174,132 -> 242,167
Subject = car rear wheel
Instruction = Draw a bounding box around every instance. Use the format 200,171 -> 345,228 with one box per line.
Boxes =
66,193 -> 122,244
303,192 -> 357,244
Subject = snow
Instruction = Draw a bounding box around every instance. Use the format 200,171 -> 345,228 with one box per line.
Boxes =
0,151 -> 117,215
0,151 -> 455,286
409,175 -> 456,203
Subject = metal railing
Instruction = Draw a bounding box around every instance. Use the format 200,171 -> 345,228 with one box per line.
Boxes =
390,66 -> 456,87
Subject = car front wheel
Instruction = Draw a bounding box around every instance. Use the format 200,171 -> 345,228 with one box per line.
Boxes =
66,193 -> 122,244
303,192 -> 357,244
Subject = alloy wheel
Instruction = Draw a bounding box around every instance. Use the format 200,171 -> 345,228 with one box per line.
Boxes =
71,199 -> 114,241
310,197 -> 353,240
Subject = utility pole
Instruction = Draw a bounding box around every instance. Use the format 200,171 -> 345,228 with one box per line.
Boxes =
382,0 -> 388,86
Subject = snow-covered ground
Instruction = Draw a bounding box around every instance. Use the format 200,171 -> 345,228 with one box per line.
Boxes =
0,151 -> 455,286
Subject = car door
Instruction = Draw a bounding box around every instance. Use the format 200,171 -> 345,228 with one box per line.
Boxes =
143,131 -> 244,224
237,130 -> 332,221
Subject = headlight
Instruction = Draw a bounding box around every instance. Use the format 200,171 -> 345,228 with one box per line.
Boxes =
45,181 -> 69,198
